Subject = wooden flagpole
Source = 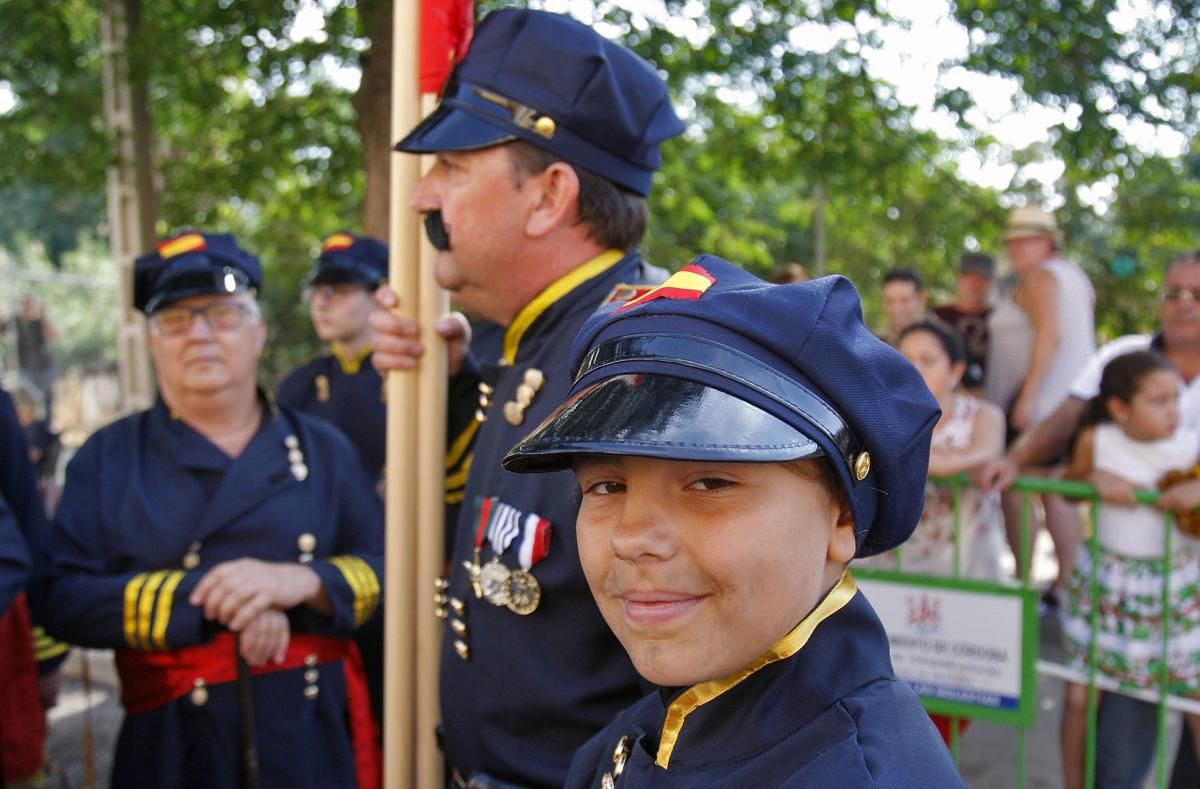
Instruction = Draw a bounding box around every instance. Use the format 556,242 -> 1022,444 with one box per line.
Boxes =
385,0 -> 422,784
414,90 -> 449,789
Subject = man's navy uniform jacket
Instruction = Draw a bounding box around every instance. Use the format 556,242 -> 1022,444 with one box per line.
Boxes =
441,251 -> 663,787
566,573 -> 966,788
37,398 -> 384,788
277,348 -> 386,479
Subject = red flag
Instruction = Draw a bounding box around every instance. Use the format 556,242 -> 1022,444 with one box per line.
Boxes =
420,0 -> 474,94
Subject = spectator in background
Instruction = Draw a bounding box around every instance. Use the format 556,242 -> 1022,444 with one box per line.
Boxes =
881,266 -> 927,345
933,252 -> 995,395
770,262 -> 809,284
14,296 -> 58,418
11,382 -> 62,515
985,206 -> 1095,600
864,320 -> 1006,581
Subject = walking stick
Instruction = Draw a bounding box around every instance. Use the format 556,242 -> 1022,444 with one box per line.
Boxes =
234,638 -> 260,789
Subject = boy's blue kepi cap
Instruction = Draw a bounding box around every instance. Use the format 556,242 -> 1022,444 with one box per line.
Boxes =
393,8 -> 684,197
133,232 -> 263,314
503,256 -> 942,557
305,232 -> 388,290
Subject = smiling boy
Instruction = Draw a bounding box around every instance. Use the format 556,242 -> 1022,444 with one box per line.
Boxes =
503,256 -> 966,787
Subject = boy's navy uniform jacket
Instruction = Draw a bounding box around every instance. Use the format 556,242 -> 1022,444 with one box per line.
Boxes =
566,573 -> 966,788
37,399 -> 384,788
441,251 -> 663,787
277,349 -> 386,479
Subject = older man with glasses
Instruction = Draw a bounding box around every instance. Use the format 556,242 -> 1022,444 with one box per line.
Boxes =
35,232 -> 384,789
976,249 -> 1200,787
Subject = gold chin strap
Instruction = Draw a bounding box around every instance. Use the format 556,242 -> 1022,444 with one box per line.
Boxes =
655,569 -> 858,769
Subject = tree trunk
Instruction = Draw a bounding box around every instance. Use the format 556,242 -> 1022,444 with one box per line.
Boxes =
101,0 -> 158,413
355,0 -> 394,241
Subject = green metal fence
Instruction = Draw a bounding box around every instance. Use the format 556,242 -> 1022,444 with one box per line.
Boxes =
856,473 -> 1187,789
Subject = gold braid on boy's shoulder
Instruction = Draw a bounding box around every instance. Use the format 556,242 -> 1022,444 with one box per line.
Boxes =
1157,464 -> 1200,538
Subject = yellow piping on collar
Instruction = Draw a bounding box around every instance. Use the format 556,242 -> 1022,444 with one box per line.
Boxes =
655,569 -> 858,769
501,249 -> 624,365
333,344 -> 373,375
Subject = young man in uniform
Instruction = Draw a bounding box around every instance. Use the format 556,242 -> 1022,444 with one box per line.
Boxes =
371,8 -> 683,786
277,232 -> 388,481
36,232 -> 384,788
502,257 -> 965,786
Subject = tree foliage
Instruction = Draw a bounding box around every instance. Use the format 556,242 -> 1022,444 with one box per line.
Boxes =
0,0 -> 1197,375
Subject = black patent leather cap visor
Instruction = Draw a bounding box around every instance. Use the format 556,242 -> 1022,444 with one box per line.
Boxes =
502,374 -> 823,473
145,267 -> 252,314
393,101 -> 517,153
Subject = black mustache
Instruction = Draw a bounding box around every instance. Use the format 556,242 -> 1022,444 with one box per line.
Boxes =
424,211 -> 451,251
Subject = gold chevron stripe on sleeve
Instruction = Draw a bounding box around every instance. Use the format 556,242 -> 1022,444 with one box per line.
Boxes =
136,571 -> 170,650
151,571 -> 186,650
124,573 -> 148,648
33,627 -> 70,661
330,556 -> 368,625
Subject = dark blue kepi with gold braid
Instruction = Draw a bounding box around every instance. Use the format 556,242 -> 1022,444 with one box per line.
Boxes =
503,255 -> 941,557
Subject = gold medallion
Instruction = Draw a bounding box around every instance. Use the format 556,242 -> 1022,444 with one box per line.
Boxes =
479,559 -> 511,606
504,569 -> 541,615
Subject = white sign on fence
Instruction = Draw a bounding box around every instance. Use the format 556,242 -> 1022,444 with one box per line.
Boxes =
856,577 -> 1026,712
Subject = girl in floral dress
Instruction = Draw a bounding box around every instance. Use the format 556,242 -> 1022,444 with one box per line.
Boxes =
865,320 -> 1007,580
1060,349 -> 1200,789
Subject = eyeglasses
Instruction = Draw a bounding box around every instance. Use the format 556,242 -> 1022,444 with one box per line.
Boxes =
1161,286 -> 1200,303
303,283 -> 366,303
149,302 -> 258,336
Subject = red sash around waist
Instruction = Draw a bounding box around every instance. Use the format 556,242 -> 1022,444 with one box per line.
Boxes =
116,631 -> 380,788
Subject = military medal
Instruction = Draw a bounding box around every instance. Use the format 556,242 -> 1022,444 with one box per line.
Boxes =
479,558 -> 511,606
503,570 -> 540,615
505,510 -> 551,615
464,500 -> 494,599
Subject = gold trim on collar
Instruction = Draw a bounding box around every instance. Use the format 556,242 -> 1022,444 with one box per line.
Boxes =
502,249 -> 624,365
655,569 -> 858,769
332,344 -> 373,375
